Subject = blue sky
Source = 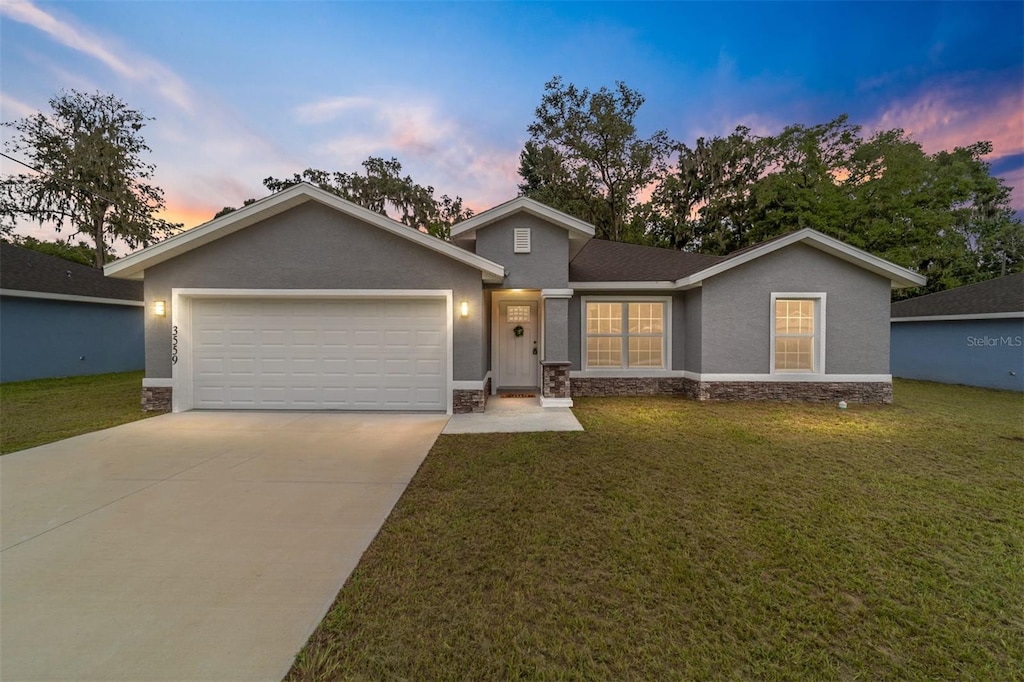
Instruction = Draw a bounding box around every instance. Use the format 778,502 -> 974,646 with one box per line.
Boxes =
1,1 -> 1022,235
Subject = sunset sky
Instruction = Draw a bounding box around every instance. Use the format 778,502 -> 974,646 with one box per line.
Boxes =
1,1 -> 1022,245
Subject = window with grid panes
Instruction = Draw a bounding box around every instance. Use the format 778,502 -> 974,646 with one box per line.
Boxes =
773,299 -> 816,371
585,301 -> 665,368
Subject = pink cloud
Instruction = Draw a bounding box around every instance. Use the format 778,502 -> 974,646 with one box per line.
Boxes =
872,85 -> 1024,160
296,94 -> 522,213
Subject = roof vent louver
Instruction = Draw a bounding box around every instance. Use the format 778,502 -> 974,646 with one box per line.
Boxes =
513,228 -> 531,254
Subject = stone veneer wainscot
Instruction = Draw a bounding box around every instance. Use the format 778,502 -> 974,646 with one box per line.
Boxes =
570,377 -> 892,404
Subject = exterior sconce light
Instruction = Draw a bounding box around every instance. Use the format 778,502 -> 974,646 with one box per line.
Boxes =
153,300 -> 166,317
460,301 -> 469,318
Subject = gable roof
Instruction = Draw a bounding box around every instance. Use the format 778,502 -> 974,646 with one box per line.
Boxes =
891,273 -> 1023,320
1,242 -> 143,302
450,196 -> 596,241
674,228 -> 927,290
569,239 -> 726,282
104,183 -> 506,283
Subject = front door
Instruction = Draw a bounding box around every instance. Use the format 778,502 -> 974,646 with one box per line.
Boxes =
498,300 -> 538,388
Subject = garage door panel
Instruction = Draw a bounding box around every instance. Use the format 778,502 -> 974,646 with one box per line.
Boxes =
190,298 -> 447,411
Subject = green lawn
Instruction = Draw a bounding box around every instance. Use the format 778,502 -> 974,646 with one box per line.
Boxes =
0,370 -> 154,454
290,380 -> 1024,681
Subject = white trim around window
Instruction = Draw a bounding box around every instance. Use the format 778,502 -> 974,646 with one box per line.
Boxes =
770,292 -> 826,375
580,296 -> 672,372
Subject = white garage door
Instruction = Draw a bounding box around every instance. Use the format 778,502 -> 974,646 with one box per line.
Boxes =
190,298 -> 447,411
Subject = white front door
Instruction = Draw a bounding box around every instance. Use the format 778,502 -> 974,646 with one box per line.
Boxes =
497,300 -> 538,388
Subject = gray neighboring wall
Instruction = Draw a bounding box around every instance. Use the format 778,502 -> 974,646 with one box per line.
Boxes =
699,242 -> 892,375
890,273 -> 1023,392
1,243 -> 143,382
475,213 -> 568,289
142,201 -> 487,381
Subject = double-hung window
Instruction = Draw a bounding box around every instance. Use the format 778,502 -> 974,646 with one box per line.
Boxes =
585,299 -> 667,369
771,294 -> 825,373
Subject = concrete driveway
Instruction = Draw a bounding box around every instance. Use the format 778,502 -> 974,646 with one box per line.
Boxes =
1,411 -> 447,682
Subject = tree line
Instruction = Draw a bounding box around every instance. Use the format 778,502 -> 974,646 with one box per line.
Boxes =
520,77 -> 1022,296
3,83 -> 1020,298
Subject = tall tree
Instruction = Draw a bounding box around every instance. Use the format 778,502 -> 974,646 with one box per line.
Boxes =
648,125 -> 771,252
263,156 -> 471,239
519,76 -> 671,242
0,91 -> 179,267
654,115 -> 1022,294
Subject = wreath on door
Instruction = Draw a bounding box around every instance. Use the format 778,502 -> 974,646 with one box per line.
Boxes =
513,325 -> 525,337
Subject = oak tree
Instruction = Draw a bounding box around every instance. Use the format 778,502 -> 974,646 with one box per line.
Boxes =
1,91 -> 179,267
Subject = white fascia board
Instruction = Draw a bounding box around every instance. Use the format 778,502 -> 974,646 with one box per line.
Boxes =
0,288 -> 143,307
674,229 -> 927,289
569,281 -> 676,291
891,312 -> 1024,322
105,183 -> 506,283
451,196 -> 596,239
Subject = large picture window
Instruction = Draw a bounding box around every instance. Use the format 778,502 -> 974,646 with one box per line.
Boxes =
585,301 -> 666,369
772,294 -> 824,373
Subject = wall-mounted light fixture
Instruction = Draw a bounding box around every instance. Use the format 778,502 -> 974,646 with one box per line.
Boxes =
153,300 -> 166,317
460,300 -> 469,318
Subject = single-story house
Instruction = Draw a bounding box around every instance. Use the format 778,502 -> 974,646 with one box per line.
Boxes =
104,183 -> 925,413
1,242 -> 144,382
891,273 -> 1023,392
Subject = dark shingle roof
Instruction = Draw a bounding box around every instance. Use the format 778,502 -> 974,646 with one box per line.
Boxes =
891,273 -> 1023,318
0,242 -> 143,301
569,239 -> 726,282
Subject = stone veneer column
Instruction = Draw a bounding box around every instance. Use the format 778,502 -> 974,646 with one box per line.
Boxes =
540,289 -> 574,406
541,361 -> 572,399
141,386 -> 172,411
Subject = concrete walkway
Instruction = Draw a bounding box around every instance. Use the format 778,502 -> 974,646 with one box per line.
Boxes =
1,411 -> 446,682
442,395 -> 584,434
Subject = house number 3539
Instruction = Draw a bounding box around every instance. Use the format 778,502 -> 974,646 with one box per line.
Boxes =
171,325 -> 178,365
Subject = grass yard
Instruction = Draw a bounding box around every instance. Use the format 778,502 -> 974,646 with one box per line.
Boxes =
0,370 -> 154,454
290,380 -> 1024,681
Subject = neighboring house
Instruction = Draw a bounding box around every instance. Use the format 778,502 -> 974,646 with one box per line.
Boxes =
104,183 -> 925,413
1,242 -> 144,383
890,273 -> 1023,392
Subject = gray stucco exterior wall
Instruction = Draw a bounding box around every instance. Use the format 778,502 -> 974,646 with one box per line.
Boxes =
142,201 -> 486,381
682,288 -> 702,373
699,243 -> 891,374
543,297 -> 570,362
891,318 -> 1023,391
474,214 -> 569,289
0,297 -> 144,382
